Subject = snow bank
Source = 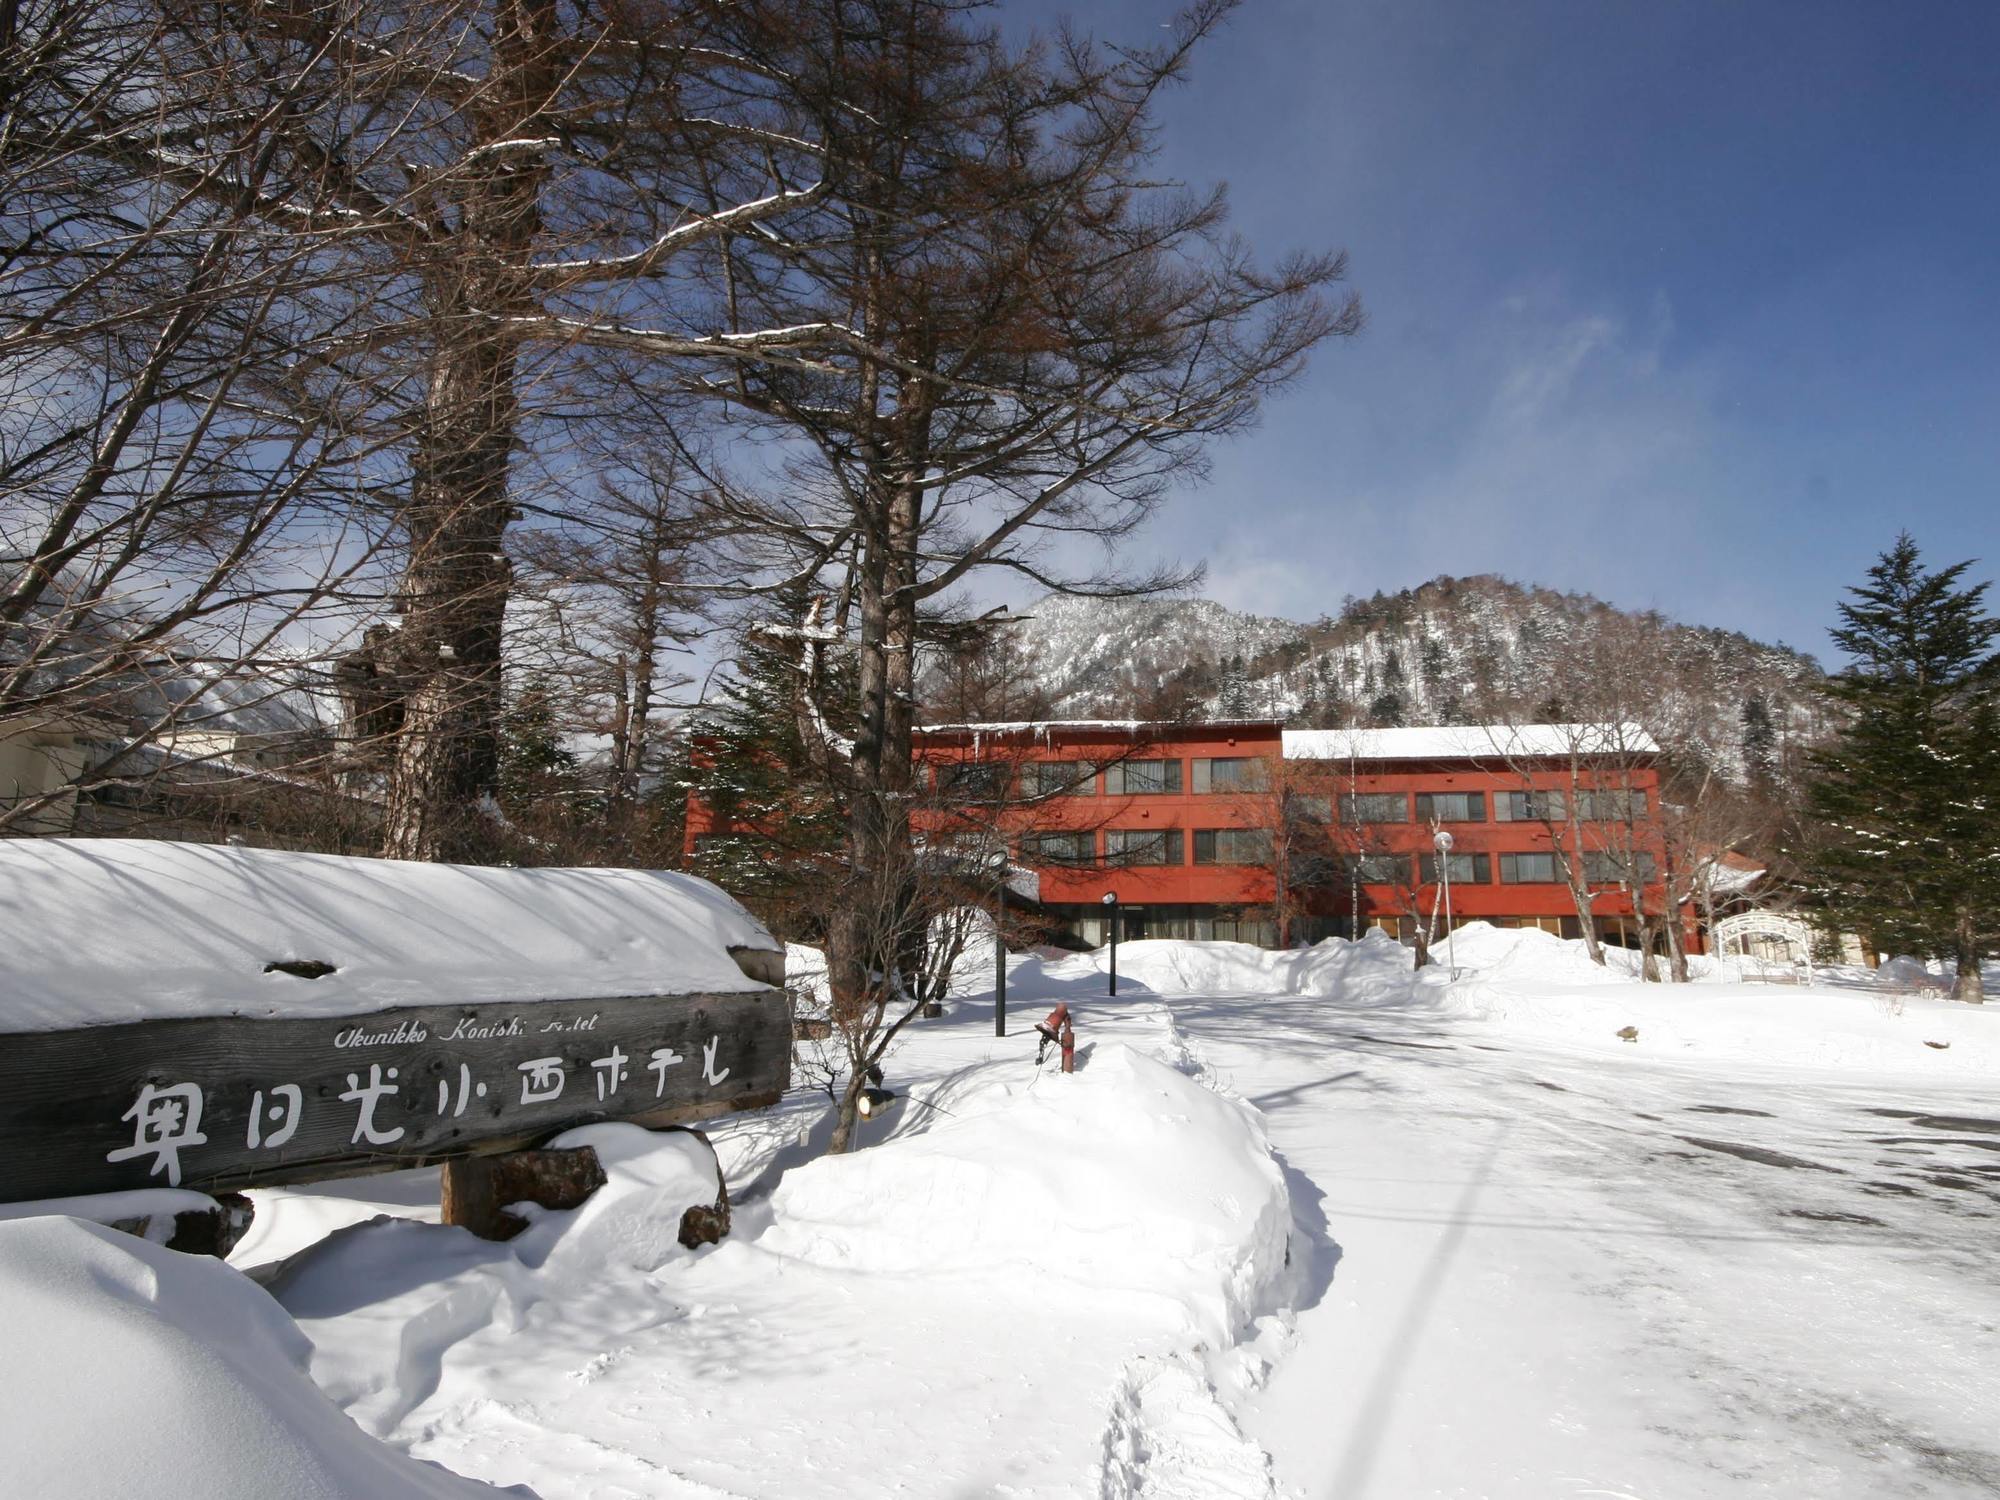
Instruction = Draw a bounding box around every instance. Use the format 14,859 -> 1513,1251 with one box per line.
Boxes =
517,1123 -> 720,1276
1037,926 -> 2000,1076
0,1186 -> 219,1240
784,940 -> 831,1011
1411,923 -> 2000,1073
0,1216 -> 512,1499
763,1042 -> 1292,1346
0,839 -> 777,1031
1039,927 -> 1421,1010
1443,971 -> 2000,1073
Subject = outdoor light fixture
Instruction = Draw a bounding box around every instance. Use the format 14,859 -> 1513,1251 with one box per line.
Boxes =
993,849 -> 1010,1038
857,1086 -> 899,1119
1433,828 -> 1459,980
1102,891 -> 1120,997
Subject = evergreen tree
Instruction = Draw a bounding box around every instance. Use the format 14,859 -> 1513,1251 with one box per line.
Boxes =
684,588 -> 858,938
1367,691 -> 1405,727
1802,535 -> 2000,1000
1217,654 -> 1255,717
496,680 -> 585,832
1418,634 -> 1449,712
1740,692 -> 1778,791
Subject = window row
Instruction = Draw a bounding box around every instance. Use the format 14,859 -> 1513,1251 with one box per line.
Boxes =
1016,833 -> 1655,885
1342,789 -> 1649,824
1345,851 -> 1658,886
940,756 -> 1273,800
930,760 -> 1649,826
1020,827 -> 1275,867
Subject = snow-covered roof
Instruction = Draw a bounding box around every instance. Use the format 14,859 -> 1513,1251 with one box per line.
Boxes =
920,718 -> 1284,736
0,840 -> 779,1033
1281,724 -> 1658,762
1704,858 -> 1767,895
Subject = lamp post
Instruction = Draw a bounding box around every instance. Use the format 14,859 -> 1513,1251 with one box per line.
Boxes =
1102,891 -> 1119,996
1433,828 -> 1458,980
993,850 -> 1009,1037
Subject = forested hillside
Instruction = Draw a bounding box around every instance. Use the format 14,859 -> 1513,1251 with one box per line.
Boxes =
955,575 -> 1831,783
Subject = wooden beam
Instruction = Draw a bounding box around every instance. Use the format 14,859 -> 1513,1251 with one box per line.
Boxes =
0,987 -> 791,1203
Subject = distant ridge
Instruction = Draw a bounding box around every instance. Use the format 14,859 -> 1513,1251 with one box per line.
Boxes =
985,574 -> 1828,781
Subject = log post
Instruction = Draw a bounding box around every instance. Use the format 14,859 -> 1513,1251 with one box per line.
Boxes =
440,1146 -> 608,1241
659,1126 -> 731,1249
106,1191 -> 255,1258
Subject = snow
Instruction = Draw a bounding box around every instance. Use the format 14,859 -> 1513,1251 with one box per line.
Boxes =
0,1216 -> 511,1498
762,1042 -> 1291,1347
222,1019 -> 1291,1499
1282,721 -> 1660,761
974,585 -> 1824,770
0,1186 -> 219,1241
1436,923 -> 2000,1073
0,840 -> 778,1032
923,717 -> 1282,734
8,916 -> 1998,1497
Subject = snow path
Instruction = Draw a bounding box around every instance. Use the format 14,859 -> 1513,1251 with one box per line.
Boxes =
1161,986 -> 2000,1499
244,994 -> 1286,1499
224,934 -> 2000,1500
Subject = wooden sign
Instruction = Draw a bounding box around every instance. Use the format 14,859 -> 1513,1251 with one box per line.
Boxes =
0,988 -> 792,1204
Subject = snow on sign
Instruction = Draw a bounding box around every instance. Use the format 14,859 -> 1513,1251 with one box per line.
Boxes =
0,841 -> 792,1203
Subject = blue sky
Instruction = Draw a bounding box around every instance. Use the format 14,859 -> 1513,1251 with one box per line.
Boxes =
1002,0 -> 2000,662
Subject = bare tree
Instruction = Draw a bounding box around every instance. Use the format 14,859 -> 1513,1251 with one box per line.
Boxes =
2,1 -> 411,832
506,454 -> 721,851
22,0 -> 853,858
672,0 -> 1354,1148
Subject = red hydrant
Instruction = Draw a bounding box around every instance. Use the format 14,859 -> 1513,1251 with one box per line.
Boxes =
1036,1003 -> 1076,1073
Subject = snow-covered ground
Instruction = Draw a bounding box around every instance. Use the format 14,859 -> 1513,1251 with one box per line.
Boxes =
10,922 -> 2000,1497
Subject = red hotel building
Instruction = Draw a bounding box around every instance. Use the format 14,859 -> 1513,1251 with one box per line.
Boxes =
912,719 -> 1684,950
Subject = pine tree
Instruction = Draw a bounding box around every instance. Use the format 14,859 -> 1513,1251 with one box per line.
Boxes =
1802,535 -> 2000,1000
1368,691 -> 1405,727
1217,654 -> 1255,717
1740,693 -> 1778,791
496,680 -> 586,838
683,588 -> 858,938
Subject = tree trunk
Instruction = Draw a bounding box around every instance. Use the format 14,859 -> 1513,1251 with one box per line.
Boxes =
1664,901 -> 1690,983
1700,878 -> 1719,974
1552,806 -> 1606,964
828,1066 -> 870,1154
1274,829 -> 1291,948
1953,910 -> 1985,1003
1638,915 -> 1662,982
379,374 -> 515,859
1566,873 -> 1606,965
380,0 -> 553,862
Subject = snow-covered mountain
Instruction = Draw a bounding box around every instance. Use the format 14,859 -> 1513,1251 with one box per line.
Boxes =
984,575 -> 1829,778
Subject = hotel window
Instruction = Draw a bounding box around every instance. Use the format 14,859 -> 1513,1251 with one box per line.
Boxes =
1582,851 -> 1658,883
1414,791 -> 1486,823
935,761 -> 1009,801
1288,793 -> 1334,821
1021,761 -> 1094,798
1575,789 -> 1648,821
1494,790 -> 1568,823
1339,792 -> 1408,824
1418,852 -> 1491,884
1105,828 -> 1184,865
1191,757 -> 1266,794
1020,830 -> 1095,865
1104,758 -> 1182,795
1193,828 -> 1275,865
1497,852 -> 1561,883
1343,854 -> 1409,885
